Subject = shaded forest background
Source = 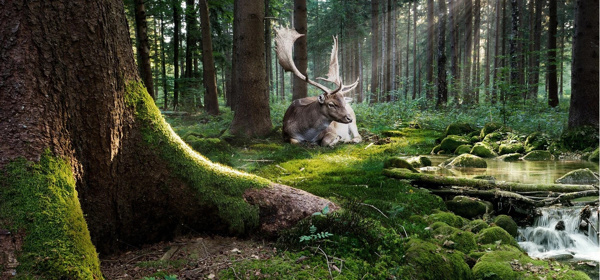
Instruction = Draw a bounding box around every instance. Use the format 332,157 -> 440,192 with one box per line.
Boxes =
125,0 -> 594,134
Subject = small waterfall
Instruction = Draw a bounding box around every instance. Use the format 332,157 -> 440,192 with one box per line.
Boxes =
518,206 -> 599,262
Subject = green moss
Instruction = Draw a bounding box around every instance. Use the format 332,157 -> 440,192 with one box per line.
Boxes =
404,239 -> 472,280
125,81 -> 268,234
493,215 -> 518,237
476,226 -> 518,247
446,154 -> 488,168
522,150 -> 553,161
480,123 -> 503,138
589,148 -> 599,162
446,196 -> 488,219
383,157 -> 419,172
483,132 -> 504,143
439,135 -> 471,154
497,153 -> 521,162
444,122 -> 474,136
455,144 -> 473,155
427,211 -> 465,228
184,137 -> 233,165
470,142 -> 498,158
0,151 -> 102,279
524,132 -> 550,152
498,143 -> 525,155
555,168 -> 599,185
465,219 -> 489,234
406,155 -> 432,168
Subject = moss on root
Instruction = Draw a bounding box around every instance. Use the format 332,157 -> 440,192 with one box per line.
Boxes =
0,151 -> 102,279
404,239 -> 472,280
125,81 -> 269,234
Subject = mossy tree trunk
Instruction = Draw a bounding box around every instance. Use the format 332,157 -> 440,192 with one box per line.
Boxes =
0,1 -> 333,278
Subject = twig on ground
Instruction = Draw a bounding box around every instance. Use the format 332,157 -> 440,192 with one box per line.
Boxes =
359,203 -> 389,219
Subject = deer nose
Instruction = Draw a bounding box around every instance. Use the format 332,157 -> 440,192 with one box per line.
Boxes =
343,115 -> 353,123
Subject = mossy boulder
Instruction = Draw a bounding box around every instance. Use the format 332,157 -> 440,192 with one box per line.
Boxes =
446,154 -> 487,168
497,153 -> 522,162
427,211 -> 466,228
454,144 -> 473,155
446,196 -> 488,219
554,126 -> 599,152
477,226 -> 518,247
524,132 -> 550,152
383,157 -> 419,173
493,215 -> 518,237
430,221 -> 451,231
404,239 -> 473,280
444,122 -> 474,136
439,135 -> 471,155
470,142 -> 498,158
465,219 -> 489,234
406,155 -> 432,168
555,168 -> 599,185
483,131 -> 504,143
185,136 -> 233,164
480,122 -> 503,138
522,150 -> 553,161
589,148 -> 599,162
498,143 -> 525,155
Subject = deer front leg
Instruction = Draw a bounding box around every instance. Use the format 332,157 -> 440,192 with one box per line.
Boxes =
289,138 -> 301,145
320,127 -> 341,147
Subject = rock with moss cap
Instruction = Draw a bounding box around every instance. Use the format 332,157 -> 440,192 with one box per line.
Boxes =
446,196 -> 488,219
406,155 -> 432,168
483,131 -> 504,143
477,226 -> 518,247
446,154 -> 487,168
522,150 -> 553,161
525,132 -> 550,152
470,142 -> 498,158
427,211 -> 466,228
555,168 -> 599,185
383,157 -> 419,173
465,219 -> 489,234
439,135 -> 471,155
444,122 -> 474,136
498,142 -> 525,155
497,153 -> 522,162
403,239 -> 473,280
434,225 -> 478,254
454,144 -> 472,155
493,215 -> 518,237
480,122 -> 503,138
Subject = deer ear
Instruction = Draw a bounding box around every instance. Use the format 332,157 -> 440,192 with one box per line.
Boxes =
317,94 -> 326,104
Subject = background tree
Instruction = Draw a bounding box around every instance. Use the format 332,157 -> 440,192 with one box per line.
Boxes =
199,0 -> 219,115
547,0 -> 559,107
133,0 -> 155,100
436,0 -> 448,107
425,0 -> 434,100
293,0 -> 308,100
370,0 -> 380,103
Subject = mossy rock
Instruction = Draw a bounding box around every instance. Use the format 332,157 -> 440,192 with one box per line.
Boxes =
454,144 -> 473,155
476,226 -> 518,247
427,211 -> 466,228
404,239 -> 473,280
522,150 -> 553,161
446,154 -> 487,168
524,132 -> 550,152
483,132 -> 504,143
444,122 -> 474,136
383,157 -> 419,173
406,155 -> 432,168
480,122 -> 503,138
381,130 -> 404,137
465,219 -> 489,234
498,143 -> 525,155
493,215 -> 518,237
439,135 -> 471,155
497,153 -> 521,162
554,126 -> 600,152
589,148 -> 599,162
470,142 -> 498,158
446,196 -> 488,219
433,224 -> 461,236
448,230 -> 478,254
555,168 -> 599,185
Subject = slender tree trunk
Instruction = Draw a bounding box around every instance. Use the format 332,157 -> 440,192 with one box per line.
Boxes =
412,1 -> 418,100
292,0 -> 308,101
509,0 -> 521,101
160,14 -> 168,110
199,0 -> 219,115
462,0 -> 473,104
484,0 -> 492,101
568,0 -> 599,129
436,0 -> 448,107
473,0 -> 480,103
426,0 -> 435,101
371,0 -> 380,103
547,0 -> 559,107
133,0 -> 155,100
153,18 -> 160,98
449,0 -> 459,102
528,0 -> 543,100
405,1 -> 411,100
385,0 -> 393,101
492,0 -> 502,103
173,0 -> 181,110
265,0 -> 272,100
358,40 -> 364,103
230,0 -> 272,137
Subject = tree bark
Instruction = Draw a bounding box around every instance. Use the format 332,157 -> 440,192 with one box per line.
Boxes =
449,0 -> 459,102
292,0 -> 308,101
436,0 -> 448,107
371,0 -> 380,103
412,1 -> 418,100
568,0 -> 599,129
160,13 -> 168,110
473,0 -> 480,103
199,0 -> 219,115
385,0 -> 393,100
426,0 -> 435,101
492,0 -> 502,104
547,0 -> 559,107
509,0 -> 521,101
172,0 -> 181,110
0,0 -> 332,277
133,0 -> 155,100
405,1 -> 411,100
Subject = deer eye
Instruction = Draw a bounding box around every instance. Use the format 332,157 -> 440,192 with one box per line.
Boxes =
327,103 -> 336,108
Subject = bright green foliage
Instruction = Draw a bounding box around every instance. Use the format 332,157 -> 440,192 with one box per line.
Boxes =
445,122 -> 474,136
455,144 -> 473,155
438,135 -> 471,154
493,215 -> 518,237
183,136 -> 233,165
476,227 -> 518,247
0,151 -> 102,279
125,81 -> 268,234
498,143 -> 525,155
522,150 -> 553,161
403,239 -> 473,280
427,211 -> 466,228
470,142 -> 498,158
497,153 -> 522,162
446,154 -> 488,168
446,196 -> 488,219
465,219 -> 490,234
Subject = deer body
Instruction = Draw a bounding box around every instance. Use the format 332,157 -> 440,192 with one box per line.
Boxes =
276,27 -> 359,147
330,101 -> 362,143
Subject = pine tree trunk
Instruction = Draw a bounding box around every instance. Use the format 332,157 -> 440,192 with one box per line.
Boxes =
160,14 -> 168,110
173,0 -> 181,110
412,1 -> 418,100
426,0 -> 435,100
199,0 -> 219,115
509,0 -> 520,101
547,0 -> 559,107
0,0 -> 333,277
463,0 -> 473,104
484,0 -> 493,101
385,0 -> 393,100
436,0 -> 448,107
492,0 -> 502,104
568,0 -> 599,129
449,0 -> 459,102
405,2 -> 411,100
371,0 -> 380,103
133,0 -> 155,100
473,0 -> 481,103
292,0 -> 308,101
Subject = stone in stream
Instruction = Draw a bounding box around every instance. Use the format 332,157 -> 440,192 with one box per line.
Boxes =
555,220 -> 566,231
555,168 -> 599,185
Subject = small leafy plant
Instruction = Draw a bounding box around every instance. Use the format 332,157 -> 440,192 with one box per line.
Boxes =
299,225 -> 333,243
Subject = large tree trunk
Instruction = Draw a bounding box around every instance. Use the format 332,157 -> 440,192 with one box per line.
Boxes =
292,0 -> 308,101
462,0 -> 473,104
436,0 -> 448,108
568,0 -> 599,129
370,0 -> 380,103
509,0 -> 521,101
133,0 -> 155,100
172,0 -> 181,110
0,0 -> 332,278
199,0 -> 219,115
230,0 -> 273,137
547,0 -> 559,107
426,0 -> 435,101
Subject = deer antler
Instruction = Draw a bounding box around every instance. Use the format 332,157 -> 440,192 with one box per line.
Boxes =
275,27 -> 358,95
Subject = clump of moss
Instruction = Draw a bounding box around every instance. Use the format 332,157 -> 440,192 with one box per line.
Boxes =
465,219 -> 489,234
524,132 -> 550,152
498,143 -> 525,155
483,132 -> 504,143
444,122 -> 474,136
493,215 -> 518,237
446,154 -> 487,168
477,226 -> 518,247
403,239 -> 472,280
184,136 -> 233,165
589,148 -> 599,162
480,123 -> 503,138
470,142 -> 498,158
497,153 -> 521,162
383,157 -> 419,172
438,135 -> 471,154
406,155 -> 432,168
553,126 -> 599,152
446,196 -> 488,219
427,211 -> 466,228
522,150 -> 553,161
0,151 -> 102,279
454,144 -> 473,155
555,168 -> 599,185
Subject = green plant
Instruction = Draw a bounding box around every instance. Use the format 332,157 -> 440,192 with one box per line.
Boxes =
299,225 -> 333,243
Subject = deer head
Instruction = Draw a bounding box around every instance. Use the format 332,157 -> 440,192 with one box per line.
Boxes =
275,27 -> 358,123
